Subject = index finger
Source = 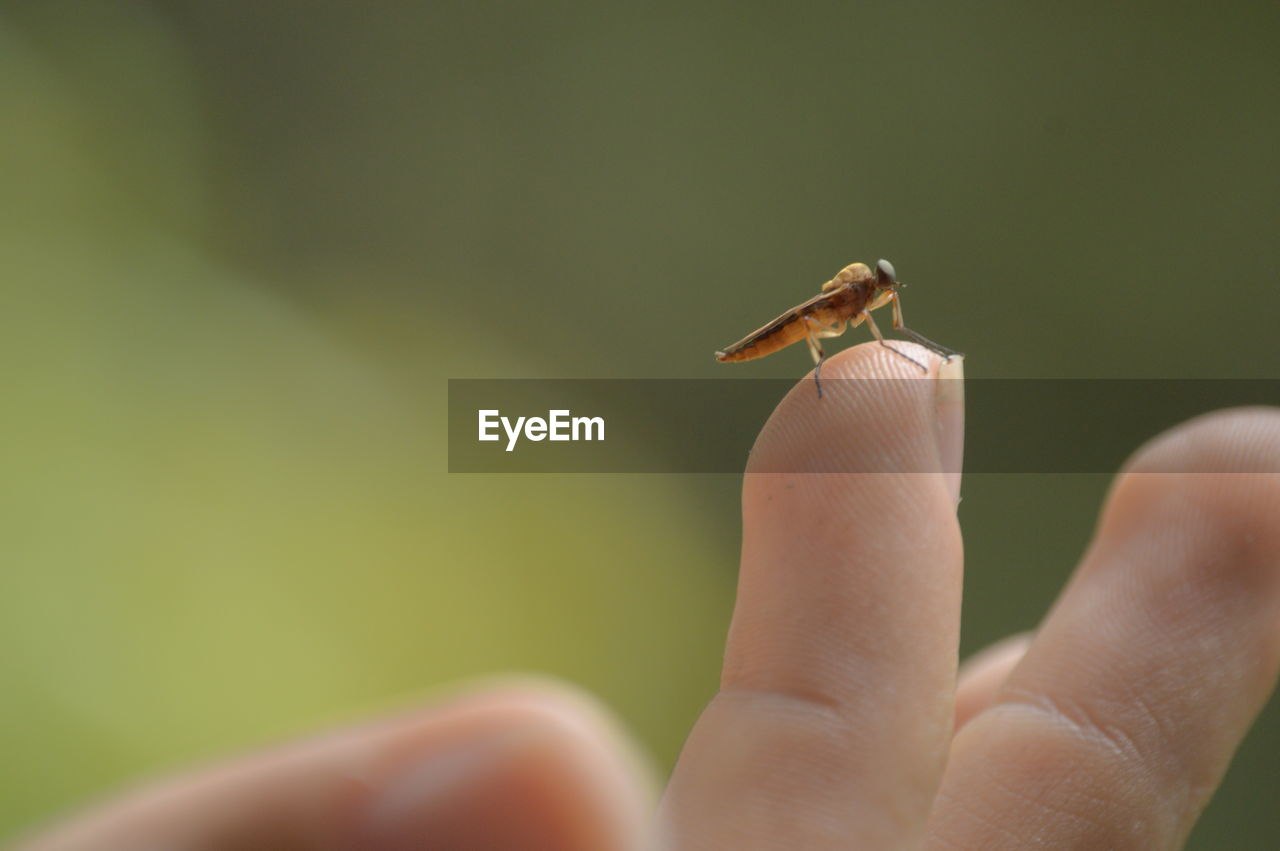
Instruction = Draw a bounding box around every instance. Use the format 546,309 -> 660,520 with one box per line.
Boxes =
662,343 -> 965,848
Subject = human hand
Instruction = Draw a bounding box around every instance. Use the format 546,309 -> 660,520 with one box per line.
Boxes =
663,345 -> 1280,848
17,344 -> 1280,849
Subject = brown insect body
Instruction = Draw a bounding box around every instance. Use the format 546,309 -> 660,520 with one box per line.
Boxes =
714,263 -> 878,363
713,259 -> 956,397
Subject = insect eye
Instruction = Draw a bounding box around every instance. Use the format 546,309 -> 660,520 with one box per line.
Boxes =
875,259 -> 897,286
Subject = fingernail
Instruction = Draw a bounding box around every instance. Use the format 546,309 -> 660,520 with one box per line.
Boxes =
360,727 -> 533,849
935,356 -> 965,506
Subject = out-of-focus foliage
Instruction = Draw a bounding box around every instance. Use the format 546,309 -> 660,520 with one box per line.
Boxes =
2,1 -> 1277,846
0,3 -> 729,835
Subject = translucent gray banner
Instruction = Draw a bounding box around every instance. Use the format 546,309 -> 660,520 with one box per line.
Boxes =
448,380 -> 1280,473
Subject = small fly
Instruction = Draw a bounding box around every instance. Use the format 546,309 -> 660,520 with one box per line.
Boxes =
714,259 -> 960,398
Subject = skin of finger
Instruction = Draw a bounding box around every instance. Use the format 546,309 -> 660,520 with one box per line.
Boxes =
953,633 -> 1032,732
14,680 -> 654,851
662,342 -> 963,849
927,408 -> 1280,850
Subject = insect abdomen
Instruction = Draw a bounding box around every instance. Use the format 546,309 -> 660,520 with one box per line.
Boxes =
715,316 -> 808,362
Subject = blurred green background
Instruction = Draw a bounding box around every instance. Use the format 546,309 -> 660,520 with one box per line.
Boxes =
1,1 -> 1277,845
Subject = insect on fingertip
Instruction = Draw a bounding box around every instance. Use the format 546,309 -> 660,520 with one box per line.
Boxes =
713,259 -> 956,387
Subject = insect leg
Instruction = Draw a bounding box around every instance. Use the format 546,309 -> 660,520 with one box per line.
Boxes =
862,310 -> 929,372
801,318 -> 849,398
802,317 -> 827,398
891,293 -> 963,359
815,319 -> 848,338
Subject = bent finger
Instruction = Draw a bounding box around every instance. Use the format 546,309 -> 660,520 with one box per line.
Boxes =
954,633 -> 1032,731
929,408 -> 1280,850
17,680 -> 653,851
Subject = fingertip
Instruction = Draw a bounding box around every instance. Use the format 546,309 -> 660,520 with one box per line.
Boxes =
1097,406 -> 1280,592
478,678 -> 662,812
1123,406 -> 1280,477
818,341 -> 949,382
358,679 -> 655,851
747,342 -> 953,477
